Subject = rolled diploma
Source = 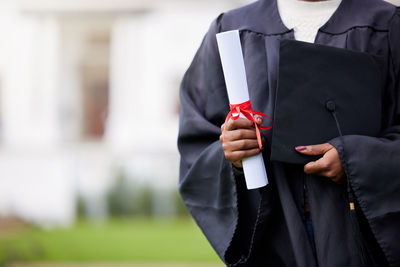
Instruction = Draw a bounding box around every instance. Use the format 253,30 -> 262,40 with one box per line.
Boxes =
216,30 -> 268,190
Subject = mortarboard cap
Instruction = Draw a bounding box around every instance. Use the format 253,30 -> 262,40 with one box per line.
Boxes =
271,40 -> 383,164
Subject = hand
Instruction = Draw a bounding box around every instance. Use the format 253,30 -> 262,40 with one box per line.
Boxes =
220,116 -> 263,168
295,143 -> 345,184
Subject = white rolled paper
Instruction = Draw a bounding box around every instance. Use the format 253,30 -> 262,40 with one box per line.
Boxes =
216,30 -> 269,190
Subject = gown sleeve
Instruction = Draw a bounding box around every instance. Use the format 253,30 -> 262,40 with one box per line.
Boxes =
177,17 -> 272,266
329,8 -> 400,267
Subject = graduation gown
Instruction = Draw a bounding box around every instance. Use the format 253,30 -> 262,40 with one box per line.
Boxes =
178,0 -> 400,266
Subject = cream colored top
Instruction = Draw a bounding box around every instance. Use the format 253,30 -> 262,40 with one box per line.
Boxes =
277,0 -> 342,43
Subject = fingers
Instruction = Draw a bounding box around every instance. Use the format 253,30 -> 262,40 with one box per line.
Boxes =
224,148 -> 261,164
222,116 -> 262,133
220,129 -> 258,142
295,143 -> 333,156
225,118 -> 254,131
222,139 -> 259,152
304,158 -> 329,176
303,148 -> 345,183
254,115 -> 263,125
304,159 -> 341,180
220,118 -> 262,167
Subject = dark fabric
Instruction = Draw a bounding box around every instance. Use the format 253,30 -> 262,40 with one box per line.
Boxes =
178,0 -> 400,266
272,40 -> 383,164
305,212 -> 317,257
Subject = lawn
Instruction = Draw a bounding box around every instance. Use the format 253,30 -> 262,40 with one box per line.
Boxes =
0,218 -> 222,265
10,264 -> 223,267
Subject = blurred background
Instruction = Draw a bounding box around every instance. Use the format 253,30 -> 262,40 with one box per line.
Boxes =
0,0 -> 398,266
0,0 -> 254,266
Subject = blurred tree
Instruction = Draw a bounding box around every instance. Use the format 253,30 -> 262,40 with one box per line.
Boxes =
106,171 -> 156,217
107,172 -> 136,216
135,186 -> 154,217
173,190 -> 190,217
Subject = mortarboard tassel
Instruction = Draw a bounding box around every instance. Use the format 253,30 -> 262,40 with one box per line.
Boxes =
326,100 -> 372,266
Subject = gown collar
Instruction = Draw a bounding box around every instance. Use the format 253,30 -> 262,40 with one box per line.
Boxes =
231,0 -> 396,35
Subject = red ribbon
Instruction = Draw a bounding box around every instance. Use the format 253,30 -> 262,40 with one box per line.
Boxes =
223,100 -> 272,149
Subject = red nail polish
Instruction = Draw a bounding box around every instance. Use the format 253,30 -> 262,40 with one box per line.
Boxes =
295,146 -> 307,151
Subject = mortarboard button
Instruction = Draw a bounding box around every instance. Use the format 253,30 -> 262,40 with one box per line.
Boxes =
326,100 -> 336,112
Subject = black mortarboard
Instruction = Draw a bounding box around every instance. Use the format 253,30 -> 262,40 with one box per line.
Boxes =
270,40 -> 383,164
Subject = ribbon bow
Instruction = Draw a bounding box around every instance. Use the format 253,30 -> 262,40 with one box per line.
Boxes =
223,100 -> 272,149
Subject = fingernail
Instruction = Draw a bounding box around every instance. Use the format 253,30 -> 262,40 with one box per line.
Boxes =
295,146 -> 307,151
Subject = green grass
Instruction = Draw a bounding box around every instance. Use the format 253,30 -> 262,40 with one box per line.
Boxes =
0,218 -> 221,264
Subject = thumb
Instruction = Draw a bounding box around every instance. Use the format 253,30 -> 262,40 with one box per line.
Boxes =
295,143 -> 333,156
254,115 -> 263,125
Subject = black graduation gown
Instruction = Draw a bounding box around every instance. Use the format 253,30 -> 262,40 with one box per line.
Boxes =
178,0 -> 400,266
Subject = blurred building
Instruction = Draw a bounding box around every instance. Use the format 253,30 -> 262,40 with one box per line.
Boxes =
0,0 -> 252,227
